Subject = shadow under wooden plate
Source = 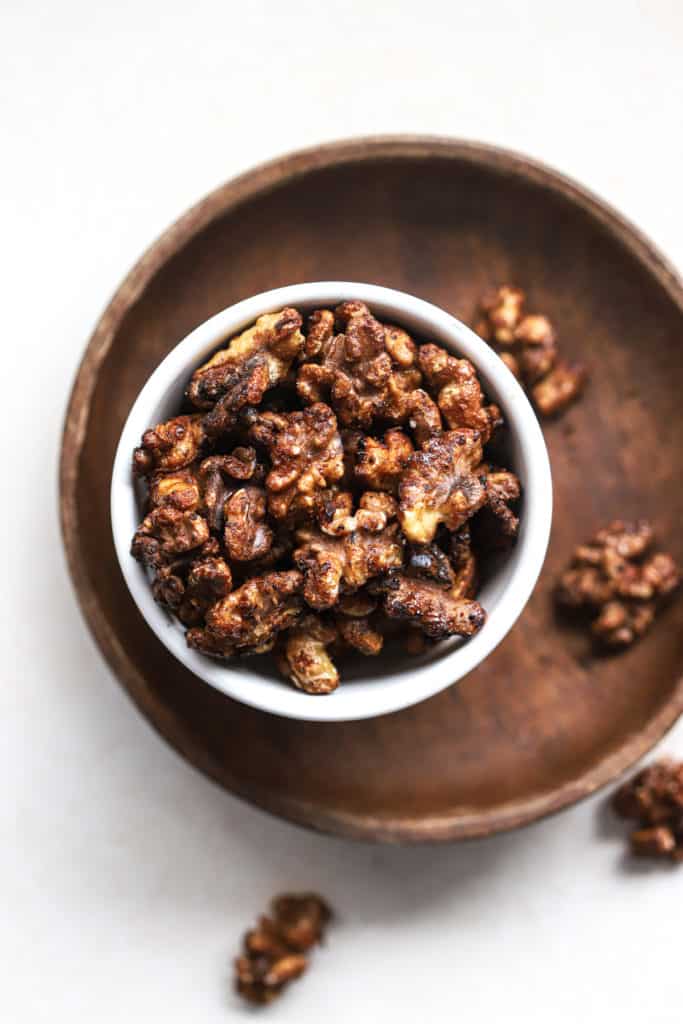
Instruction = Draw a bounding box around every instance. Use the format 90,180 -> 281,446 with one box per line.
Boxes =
60,137 -> 683,842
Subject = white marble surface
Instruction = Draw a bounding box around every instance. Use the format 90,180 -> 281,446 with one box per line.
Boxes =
3,1 -> 683,1020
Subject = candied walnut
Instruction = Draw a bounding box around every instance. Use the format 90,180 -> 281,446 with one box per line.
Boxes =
133,415 -> 205,477
355,429 -> 413,493
249,402 -> 344,520
556,520 -> 680,650
315,490 -> 391,536
235,894 -> 332,1005
336,591 -> 378,617
148,465 -> 201,512
303,309 -> 335,359
532,361 -> 587,417
294,524 -> 404,610
419,343 -> 501,442
187,309 -> 304,436
372,572 -> 486,640
485,467 -> 521,539
407,542 -> 456,588
335,614 -> 384,655
223,486 -> 273,563
204,570 -> 303,655
611,760 -> 683,863
475,285 -> 525,345
475,285 -> 586,418
176,556 -> 233,626
277,615 -> 339,694
131,507 -> 210,570
399,429 -> 486,544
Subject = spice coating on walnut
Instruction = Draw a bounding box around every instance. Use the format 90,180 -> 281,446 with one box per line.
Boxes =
355,429 -> 413,493
293,523 -> 404,610
372,572 -> 486,640
235,894 -> 332,1005
419,344 -> 501,441
399,429 -> 487,544
277,615 -> 339,694
556,520 -> 680,649
133,415 -> 205,477
249,402 -> 344,520
612,761 -> 683,862
204,570 -> 303,655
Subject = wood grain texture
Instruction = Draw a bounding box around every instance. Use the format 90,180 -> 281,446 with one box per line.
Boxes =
60,137 -> 683,843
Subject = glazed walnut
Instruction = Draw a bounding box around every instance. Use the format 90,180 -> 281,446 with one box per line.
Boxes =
399,429 -> 486,544
203,570 -> 303,655
419,343 -> 501,441
133,415 -> 205,477
294,523 -> 404,610
277,614 -> 340,694
187,308 -> 304,436
475,285 -> 586,417
612,760 -> 683,863
556,520 -> 680,648
235,893 -> 332,1005
249,402 -> 344,520
355,429 -> 413,493
130,302 -> 521,694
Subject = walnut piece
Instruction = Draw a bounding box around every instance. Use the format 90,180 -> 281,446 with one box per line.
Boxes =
202,570 -> 303,655
355,429 -> 413,493
249,402 -> 344,520
277,615 -> 339,694
133,415 -> 205,477
556,520 -> 680,649
612,760 -> 683,863
399,429 -> 486,544
372,572 -> 486,640
223,485 -> 273,563
187,309 -> 303,436
235,893 -> 332,1005
294,523 -> 404,610
475,285 -> 587,418
131,507 -> 210,569
419,343 -> 501,441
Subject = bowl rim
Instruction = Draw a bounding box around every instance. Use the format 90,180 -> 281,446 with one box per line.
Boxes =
110,280 -> 552,722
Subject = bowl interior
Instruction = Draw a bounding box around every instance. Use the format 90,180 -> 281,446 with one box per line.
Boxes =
111,282 -> 551,721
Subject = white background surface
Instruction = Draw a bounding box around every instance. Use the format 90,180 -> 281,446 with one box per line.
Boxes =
3,1 -> 683,1020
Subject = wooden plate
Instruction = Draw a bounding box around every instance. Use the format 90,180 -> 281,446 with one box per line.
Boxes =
60,137 -> 683,842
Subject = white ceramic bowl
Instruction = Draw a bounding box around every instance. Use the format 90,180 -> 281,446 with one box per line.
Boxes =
111,282 -> 552,722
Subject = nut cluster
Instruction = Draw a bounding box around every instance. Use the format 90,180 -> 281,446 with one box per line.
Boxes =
555,519 -> 680,647
612,761 -> 683,862
131,302 -> 521,693
235,893 -> 332,1005
474,284 -> 587,416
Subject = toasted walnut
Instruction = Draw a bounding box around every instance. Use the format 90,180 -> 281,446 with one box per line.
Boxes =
249,402 -> 344,520
176,556 -> 233,626
204,570 -> 303,655
355,429 -> 413,493
303,309 -> 335,359
612,760 -> 683,862
131,507 -> 210,569
556,520 -> 680,649
475,285 -> 525,345
335,613 -> 384,655
148,465 -> 201,512
419,343 -> 501,441
372,572 -> 486,640
187,309 -> 304,436
475,285 -> 586,418
484,467 -> 521,539
294,523 -> 404,610
532,361 -> 587,417
399,429 -> 486,544
133,415 -> 205,477
315,490 -> 391,536
336,591 -> 378,617
223,485 -> 273,563
235,894 -> 332,1005
277,615 -> 339,694
406,535 -> 477,601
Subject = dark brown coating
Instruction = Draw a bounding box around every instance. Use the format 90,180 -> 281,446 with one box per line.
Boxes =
204,570 -> 303,655
293,523 -> 404,610
612,760 -> 683,862
133,415 -> 205,477
61,137 -> 683,843
418,343 -> 501,440
372,572 -> 486,639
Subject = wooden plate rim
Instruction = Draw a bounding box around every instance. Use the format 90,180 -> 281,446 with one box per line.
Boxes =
59,135 -> 683,843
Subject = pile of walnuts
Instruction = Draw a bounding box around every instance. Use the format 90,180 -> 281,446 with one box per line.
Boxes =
613,761 -> 683,862
131,301 -> 521,693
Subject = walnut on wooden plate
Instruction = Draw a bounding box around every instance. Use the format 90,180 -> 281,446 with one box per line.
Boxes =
130,303 -> 522,693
